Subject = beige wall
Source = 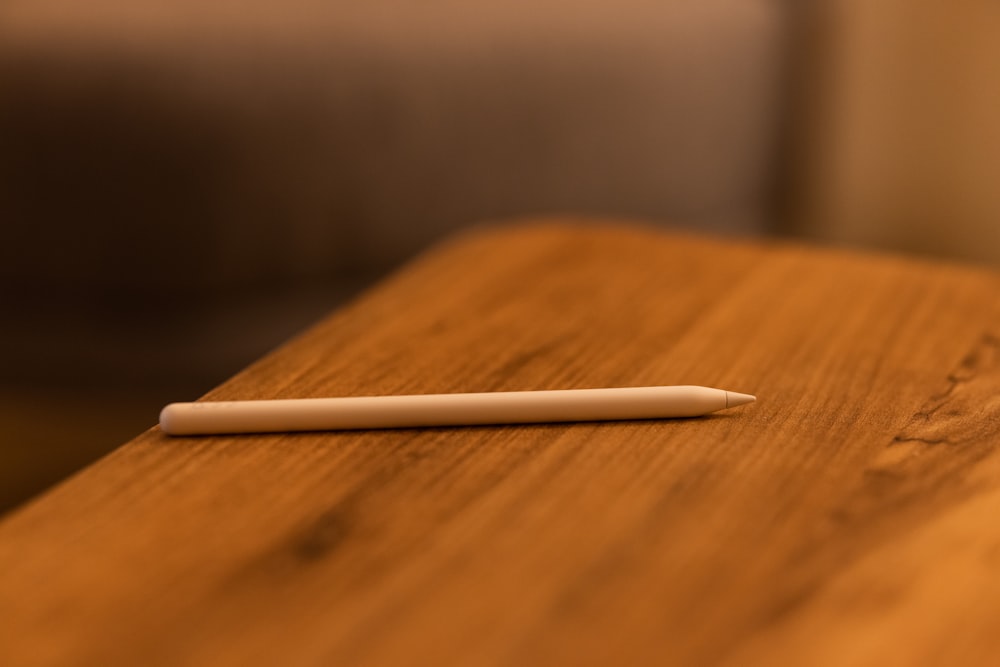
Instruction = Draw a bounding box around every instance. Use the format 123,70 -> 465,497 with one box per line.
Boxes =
791,0 -> 1000,264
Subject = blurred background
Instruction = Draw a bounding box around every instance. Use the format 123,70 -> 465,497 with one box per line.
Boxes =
2,0 -> 999,514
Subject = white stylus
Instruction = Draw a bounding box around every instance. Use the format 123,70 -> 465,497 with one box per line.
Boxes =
159,386 -> 755,436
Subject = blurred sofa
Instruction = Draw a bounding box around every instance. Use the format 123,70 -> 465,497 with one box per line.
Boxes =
0,0 -> 785,388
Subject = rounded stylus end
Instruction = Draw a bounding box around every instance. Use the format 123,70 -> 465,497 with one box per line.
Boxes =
159,403 -> 181,435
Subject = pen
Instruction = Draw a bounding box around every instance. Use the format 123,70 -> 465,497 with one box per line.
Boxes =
159,385 -> 755,436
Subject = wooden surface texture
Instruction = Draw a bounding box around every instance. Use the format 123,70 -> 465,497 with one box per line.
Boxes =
2,220 -> 1000,666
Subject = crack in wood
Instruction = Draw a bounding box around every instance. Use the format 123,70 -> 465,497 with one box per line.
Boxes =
890,435 -> 950,446
887,331 -> 1000,452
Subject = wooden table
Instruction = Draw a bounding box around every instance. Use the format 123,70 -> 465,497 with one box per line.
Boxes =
3,221 -> 1000,666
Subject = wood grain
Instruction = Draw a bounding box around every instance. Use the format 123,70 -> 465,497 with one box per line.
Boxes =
2,220 -> 1000,666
